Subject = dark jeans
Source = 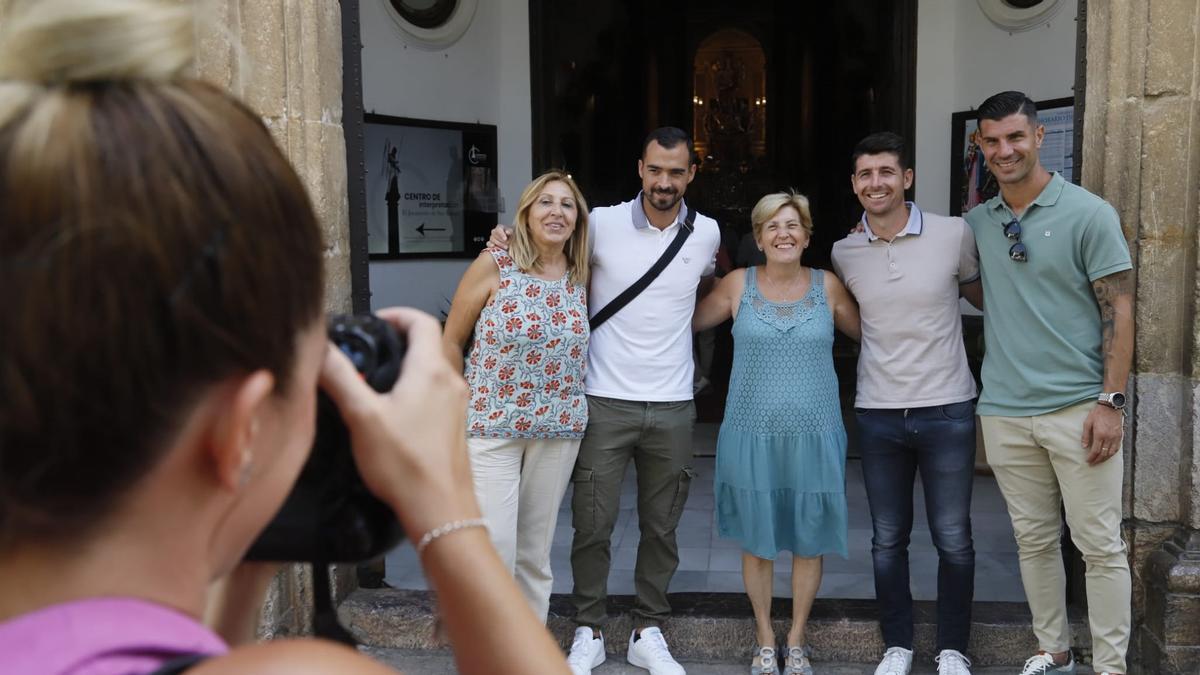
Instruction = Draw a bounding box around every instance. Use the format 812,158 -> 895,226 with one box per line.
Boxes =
856,401 -> 977,653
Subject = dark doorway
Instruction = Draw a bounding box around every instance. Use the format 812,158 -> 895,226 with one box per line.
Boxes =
530,0 -> 917,422
530,0 -> 917,269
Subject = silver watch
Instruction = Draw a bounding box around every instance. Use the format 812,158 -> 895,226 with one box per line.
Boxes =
1098,391 -> 1127,410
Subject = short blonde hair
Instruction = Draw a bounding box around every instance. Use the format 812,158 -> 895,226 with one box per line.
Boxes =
751,190 -> 813,242
510,170 -> 590,287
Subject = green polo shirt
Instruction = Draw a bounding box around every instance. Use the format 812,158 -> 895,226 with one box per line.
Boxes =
965,172 -> 1132,417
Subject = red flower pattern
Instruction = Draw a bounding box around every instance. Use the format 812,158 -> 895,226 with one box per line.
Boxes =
464,249 -> 588,437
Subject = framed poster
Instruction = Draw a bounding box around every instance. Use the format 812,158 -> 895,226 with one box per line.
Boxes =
364,114 -> 498,259
949,96 -> 1074,217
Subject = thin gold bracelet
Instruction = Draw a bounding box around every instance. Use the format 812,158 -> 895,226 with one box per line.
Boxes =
415,517 -> 488,555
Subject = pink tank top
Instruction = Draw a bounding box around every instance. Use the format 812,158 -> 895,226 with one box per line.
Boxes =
0,597 -> 227,675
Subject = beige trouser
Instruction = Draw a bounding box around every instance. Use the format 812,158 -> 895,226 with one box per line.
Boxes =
468,436 -> 581,622
981,401 -> 1131,673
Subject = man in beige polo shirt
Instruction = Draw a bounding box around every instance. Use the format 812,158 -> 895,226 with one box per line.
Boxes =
831,132 -> 983,675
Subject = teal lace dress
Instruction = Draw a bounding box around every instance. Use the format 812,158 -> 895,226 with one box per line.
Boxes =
715,267 -> 848,559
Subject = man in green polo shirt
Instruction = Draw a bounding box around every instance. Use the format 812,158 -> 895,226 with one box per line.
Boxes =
965,91 -> 1134,675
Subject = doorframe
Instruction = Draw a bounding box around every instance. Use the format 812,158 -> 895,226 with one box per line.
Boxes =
341,0 -> 371,314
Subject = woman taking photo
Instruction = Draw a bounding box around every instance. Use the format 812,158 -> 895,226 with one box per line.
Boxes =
694,191 -> 860,675
443,170 -> 589,622
0,1 -> 566,673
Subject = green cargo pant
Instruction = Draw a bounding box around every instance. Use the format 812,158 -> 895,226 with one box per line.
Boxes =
569,395 -> 696,629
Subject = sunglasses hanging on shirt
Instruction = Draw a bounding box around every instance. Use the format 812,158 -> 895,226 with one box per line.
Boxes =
1003,218 -> 1027,263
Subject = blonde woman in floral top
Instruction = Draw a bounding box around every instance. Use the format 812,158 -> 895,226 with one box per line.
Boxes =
444,170 -> 590,621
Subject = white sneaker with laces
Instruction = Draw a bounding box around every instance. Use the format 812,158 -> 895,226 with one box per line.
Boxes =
935,649 -> 972,675
1018,652 -> 1076,675
566,626 -> 605,675
874,646 -> 913,675
626,627 -> 686,675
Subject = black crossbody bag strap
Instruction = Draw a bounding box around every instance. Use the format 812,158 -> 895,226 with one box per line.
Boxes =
589,208 -> 697,331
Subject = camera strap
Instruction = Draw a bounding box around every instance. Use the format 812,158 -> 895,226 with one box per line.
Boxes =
589,207 -> 697,332
313,561 -> 359,645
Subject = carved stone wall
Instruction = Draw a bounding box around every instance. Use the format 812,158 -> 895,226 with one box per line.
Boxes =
193,0 -> 351,638
195,0 -> 351,315
1081,1 -> 1200,672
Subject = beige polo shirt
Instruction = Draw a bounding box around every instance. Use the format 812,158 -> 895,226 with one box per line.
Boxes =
831,204 -> 979,408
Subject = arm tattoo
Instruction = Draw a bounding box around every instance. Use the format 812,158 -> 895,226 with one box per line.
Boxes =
1092,269 -> 1133,359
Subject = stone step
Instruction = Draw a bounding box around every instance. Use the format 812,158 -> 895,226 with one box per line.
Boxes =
339,589 -> 1093,667
363,647 -> 1099,673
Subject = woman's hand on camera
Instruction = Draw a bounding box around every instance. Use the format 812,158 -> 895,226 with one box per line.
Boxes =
319,308 -> 478,541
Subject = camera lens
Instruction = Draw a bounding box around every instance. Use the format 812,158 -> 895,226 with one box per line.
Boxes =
338,335 -> 375,373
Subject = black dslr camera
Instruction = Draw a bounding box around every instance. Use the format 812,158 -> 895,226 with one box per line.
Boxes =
246,314 -> 406,563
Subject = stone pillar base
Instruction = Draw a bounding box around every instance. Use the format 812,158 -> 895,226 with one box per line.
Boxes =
1134,529 -> 1200,674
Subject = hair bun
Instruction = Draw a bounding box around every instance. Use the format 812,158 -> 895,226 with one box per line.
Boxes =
0,0 -> 194,84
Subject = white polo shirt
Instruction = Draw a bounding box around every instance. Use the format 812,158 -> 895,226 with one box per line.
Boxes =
586,194 -> 720,402
831,204 -> 979,408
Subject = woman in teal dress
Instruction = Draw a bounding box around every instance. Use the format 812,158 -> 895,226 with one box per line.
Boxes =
694,191 -> 860,675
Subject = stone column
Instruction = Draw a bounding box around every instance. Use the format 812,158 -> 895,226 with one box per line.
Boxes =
1082,1 -> 1200,672
195,0 -> 352,638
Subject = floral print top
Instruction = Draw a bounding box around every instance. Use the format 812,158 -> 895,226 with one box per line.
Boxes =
465,248 -> 589,438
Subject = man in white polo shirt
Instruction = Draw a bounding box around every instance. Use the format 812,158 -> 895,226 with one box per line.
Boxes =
831,132 -> 982,675
492,127 -> 720,675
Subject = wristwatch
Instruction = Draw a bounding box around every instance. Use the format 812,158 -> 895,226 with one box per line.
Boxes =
1098,392 -> 1127,410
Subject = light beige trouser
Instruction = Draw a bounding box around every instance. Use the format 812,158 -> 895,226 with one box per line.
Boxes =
467,436 -> 581,622
981,401 -> 1131,673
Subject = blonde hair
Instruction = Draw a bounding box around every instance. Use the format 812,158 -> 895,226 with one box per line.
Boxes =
510,170 -> 590,287
0,0 -> 324,547
751,190 -> 814,242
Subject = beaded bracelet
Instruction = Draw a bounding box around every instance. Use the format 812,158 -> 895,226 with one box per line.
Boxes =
415,517 -> 488,555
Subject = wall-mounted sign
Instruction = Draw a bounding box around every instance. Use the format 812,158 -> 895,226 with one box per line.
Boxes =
949,96 -> 1074,217
365,114 -> 497,259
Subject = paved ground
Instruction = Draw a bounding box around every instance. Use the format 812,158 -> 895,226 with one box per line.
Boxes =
366,648 -> 1094,674
386,424 -> 1025,603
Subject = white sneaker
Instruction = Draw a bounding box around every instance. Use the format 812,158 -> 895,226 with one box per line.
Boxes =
874,646 -> 913,675
626,627 -> 686,675
566,626 -> 605,675
1018,652 -> 1076,675
935,649 -> 972,675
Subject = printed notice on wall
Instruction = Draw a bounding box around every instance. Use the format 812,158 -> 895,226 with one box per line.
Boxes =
951,97 -> 1074,217
1038,105 -> 1073,183
365,123 -> 465,255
